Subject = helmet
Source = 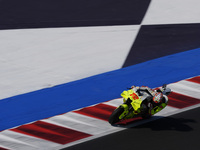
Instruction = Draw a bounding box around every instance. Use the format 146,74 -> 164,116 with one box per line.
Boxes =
153,93 -> 163,103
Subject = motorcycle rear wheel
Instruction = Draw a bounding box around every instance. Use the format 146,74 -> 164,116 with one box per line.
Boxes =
108,106 -> 124,125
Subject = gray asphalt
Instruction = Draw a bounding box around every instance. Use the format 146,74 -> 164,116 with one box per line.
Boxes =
63,107 -> 200,150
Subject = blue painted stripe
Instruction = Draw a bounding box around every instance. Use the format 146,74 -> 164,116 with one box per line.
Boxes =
0,48 -> 200,131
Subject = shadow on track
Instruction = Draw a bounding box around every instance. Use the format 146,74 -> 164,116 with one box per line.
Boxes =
112,116 -> 196,132
133,117 -> 196,132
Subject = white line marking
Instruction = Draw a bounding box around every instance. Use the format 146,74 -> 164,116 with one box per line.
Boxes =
42,112 -> 113,135
168,80 -> 200,99
0,130 -> 60,150
103,98 -> 123,107
0,133 -> 37,150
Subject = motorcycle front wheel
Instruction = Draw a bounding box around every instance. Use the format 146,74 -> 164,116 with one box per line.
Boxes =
108,106 -> 124,125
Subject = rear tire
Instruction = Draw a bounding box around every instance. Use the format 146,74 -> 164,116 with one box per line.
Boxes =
108,106 -> 124,125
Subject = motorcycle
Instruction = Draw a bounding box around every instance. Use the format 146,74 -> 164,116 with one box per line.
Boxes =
108,85 -> 171,125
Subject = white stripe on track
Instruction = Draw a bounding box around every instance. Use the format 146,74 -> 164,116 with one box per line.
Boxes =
42,112 -> 113,135
0,130 -> 60,150
103,98 -> 123,107
0,133 -> 37,150
168,80 -> 200,99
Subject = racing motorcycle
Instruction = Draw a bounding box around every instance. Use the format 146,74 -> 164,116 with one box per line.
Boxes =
108,85 -> 171,125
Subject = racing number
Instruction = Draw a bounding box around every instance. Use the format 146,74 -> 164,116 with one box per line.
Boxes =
130,93 -> 139,100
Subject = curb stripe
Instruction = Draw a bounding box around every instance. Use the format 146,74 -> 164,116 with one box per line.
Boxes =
42,112 -> 113,135
0,130 -> 60,150
168,80 -> 200,99
103,98 -> 123,107
0,134 -> 37,150
0,147 -> 8,150
187,76 -> 200,84
11,121 -> 91,144
74,104 -> 116,121
168,92 -> 200,109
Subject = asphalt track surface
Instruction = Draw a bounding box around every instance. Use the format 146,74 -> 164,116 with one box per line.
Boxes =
63,107 -> 200,150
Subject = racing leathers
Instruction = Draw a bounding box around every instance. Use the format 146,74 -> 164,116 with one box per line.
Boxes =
130,86 -> 168,117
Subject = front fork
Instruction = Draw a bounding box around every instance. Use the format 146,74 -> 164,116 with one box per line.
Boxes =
118,104 -> 129,119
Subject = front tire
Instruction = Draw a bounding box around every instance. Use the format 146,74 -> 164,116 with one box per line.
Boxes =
108,106 -> 124,125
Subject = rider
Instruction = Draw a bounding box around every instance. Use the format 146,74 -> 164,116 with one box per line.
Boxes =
130,85 -> 169,118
